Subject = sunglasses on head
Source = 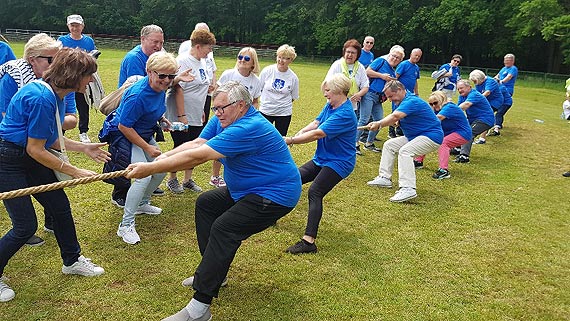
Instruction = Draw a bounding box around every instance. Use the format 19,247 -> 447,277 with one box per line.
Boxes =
238,55 -> 251,62
37,56 -> 53,64
153,70 -> 176,80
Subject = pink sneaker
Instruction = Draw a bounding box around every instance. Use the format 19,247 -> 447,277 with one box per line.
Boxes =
209,176 -> 226,188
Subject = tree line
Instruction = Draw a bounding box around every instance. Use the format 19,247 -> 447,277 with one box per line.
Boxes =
1,0 -> 569,73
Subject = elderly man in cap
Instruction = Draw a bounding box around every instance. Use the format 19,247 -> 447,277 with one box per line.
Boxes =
58,14 -> 97,144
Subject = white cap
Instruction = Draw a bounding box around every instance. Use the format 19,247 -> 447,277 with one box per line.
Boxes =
67,14 -> 84,25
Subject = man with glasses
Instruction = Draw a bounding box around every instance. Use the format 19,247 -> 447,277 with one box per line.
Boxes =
113,24 -> 166,207
359,36 -> 375,68
125,81 -> 301,321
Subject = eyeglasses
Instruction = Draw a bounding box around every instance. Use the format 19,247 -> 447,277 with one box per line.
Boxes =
153,70 -> 176,80
345,50 -> 358,55
237,55 -> 251,62
428,102 -> 438,106
365,41 -> 374,44
211,101 -> 237,114
37,56 -> 53,64
452,59 -> 461,63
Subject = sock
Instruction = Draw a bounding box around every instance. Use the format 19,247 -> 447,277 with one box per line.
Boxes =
302,239 -> 314,245
185,298 -> 210,319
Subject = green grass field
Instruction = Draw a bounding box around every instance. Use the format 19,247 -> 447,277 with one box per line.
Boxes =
0,43 -> 569,321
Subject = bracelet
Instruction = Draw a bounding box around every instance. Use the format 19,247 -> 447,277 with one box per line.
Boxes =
290,137 -> 295,145
178,114 -> 186,117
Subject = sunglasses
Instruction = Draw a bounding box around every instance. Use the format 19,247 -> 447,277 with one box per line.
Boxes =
37,56 -> 53,64
211,101 -> 237,114
153,70 -> 176,80
452,59 -> 461,63
365,41 -> 374,44
428,102 -> 438,106
237,55 -> 251,62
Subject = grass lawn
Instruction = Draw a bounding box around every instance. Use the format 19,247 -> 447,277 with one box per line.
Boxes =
0,43 -> 569,320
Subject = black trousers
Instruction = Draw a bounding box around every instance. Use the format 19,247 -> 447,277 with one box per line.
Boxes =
192,187 -> 293,303
76,92 -> 90,134
299,160 -> 343,238
260,112 -> 292,136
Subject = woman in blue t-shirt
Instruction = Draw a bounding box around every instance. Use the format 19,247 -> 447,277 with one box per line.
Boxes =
0,48 -> 110,302
469,69 -> 504,144
283,73 -> 357,254
414,91 -> 472,180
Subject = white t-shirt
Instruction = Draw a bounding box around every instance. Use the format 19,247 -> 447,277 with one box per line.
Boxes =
326,59 -> 369,110
563,100 -> 570,120
218,69 -> 262,100
165,54 -> 210,126
178,40 -> 217,89
259,64 -> 299,116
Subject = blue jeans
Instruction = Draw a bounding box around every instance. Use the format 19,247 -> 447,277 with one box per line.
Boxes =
0,140 -> 81,276
495,104 -> 512,128
121,138 -> 166,227
356,91 -> 384,144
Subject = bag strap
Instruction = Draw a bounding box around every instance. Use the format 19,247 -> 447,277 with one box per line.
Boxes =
33,80 -> 68,155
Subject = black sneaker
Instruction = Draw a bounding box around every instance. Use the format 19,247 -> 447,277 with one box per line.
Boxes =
152,188 -> 165,196
450,147 -> 461,155
25,235 -> 45,247
432,168 -> 451,179
414,160 -> 423,169
285,239 -> 317,254
563,171 -> 570,177
356,145 -> 363,156
358,136 -> 367,144
454,155 -> 470,163
364,143 -> 381,153
488,130 -> 500,136
111,198 -> 125,208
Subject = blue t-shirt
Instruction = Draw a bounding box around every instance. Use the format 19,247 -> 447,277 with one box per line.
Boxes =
0,74 -> 76,121
475,76 -> 503,108
458,89 -> 495,126
497,65 -> 518,95
359,50 -> 374,68
396,60 -> 420,92
0,42 -> 16,65
0,81 -> 64,148
112,77 -> 164,139
118,45 -> 148,87
437,102 -> 472,141
439,64 -> 460,90
395,93 -> 443,144
500,84 -> 512,107
58,34 -> 96,52
200,106 -> 301,207
313,99 -> 357,178
368,57 -> 395,93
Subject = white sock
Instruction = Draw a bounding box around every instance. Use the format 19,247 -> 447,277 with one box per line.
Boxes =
185,298 -> 210,318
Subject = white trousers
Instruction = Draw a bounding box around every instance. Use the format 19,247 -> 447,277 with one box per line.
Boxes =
379,136 -> 440,188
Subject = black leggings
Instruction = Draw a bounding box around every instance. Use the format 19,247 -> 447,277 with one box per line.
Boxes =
299,160 -> 343,238
260,112 -> 292,136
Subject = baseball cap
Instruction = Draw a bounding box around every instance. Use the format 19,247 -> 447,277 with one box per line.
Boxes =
67,14 -> 84,25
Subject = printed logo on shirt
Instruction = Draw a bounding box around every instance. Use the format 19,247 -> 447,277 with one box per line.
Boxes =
272,79 -> 285,90
199,69 -> 207,81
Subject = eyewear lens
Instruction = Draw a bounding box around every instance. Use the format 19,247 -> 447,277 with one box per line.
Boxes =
154,70 -> 176,80
238,55 -> 251,62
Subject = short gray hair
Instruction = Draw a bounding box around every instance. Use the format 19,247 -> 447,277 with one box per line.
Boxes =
383,80 -> 406,93
141,24 -> 163,37
457,79 -> 471,88
213,81 -> 252,106
504,53 -> 515,60
469,69 -> 486,84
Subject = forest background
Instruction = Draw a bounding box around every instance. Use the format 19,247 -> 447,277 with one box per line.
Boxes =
1,0 -> 570,73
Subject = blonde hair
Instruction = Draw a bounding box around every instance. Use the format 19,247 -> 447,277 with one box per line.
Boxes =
234,47 -> 260,75
277,44 -> 297,60
146,51 -> 177,73
428,91 -> 447,107
469,69 -> 486,84
24,33 -> 62,60
322,73 -> 351,96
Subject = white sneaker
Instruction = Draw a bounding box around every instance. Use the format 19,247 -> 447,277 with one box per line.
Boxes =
79,132 -> 91,143
162,306 -> 212,321
0,277 -> 15,302
209,176 -> 226,188
389,187 -> 417,203
367,176 -> 393,188
135,203 -> 162,215
117,224 -> 141,244
62,255 -> 105,276
181,276 -> 228,288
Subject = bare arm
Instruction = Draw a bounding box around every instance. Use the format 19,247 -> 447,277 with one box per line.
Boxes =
62,113 -> 78,130
285,128 -> 326,145
368,111 -> 406,131
174,85 -> 188,125
366,66 -> 396,81
458,101 -> 472,111
27,137 -> 97,178
127,144 -> 223,178
295,120 -> 320,136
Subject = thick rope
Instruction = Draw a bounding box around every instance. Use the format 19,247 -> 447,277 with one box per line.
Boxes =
0,170 -> 130,201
